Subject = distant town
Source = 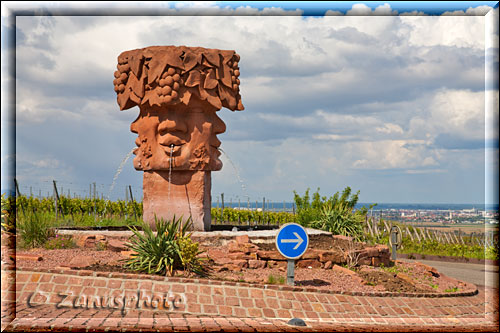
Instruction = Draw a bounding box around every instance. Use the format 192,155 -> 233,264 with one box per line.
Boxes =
373,207 -> 499,225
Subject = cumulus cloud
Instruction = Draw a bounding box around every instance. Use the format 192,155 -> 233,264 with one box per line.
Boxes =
346,3 -> 398,16
443,5 -> 493,16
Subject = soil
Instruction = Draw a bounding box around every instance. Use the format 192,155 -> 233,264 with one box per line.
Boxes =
9,238 -> 476,295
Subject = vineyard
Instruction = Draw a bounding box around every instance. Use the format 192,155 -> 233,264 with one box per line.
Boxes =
14,194 -> 142,223
2,193 -> 498,260
8,194 -> 296,228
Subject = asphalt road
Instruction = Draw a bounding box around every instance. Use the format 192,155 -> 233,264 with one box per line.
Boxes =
400,258 -> 499,288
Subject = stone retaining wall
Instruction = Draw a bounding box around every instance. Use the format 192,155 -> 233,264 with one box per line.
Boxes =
206,235 -> 392,272
71,234 -> 393,272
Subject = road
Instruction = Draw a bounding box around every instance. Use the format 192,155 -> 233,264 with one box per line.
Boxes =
401,258 -> 499,288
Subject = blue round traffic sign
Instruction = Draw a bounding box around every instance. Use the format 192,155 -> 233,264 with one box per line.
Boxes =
275,223 -> 309,259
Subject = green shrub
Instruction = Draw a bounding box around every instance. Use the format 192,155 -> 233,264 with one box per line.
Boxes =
311,201 -> 365,241
293,187 -> 375,238
123,215 -> 208,277
17,212 -> 53,248
44,234 -> 75,249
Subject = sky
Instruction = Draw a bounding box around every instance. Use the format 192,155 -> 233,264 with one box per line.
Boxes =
1,1 -> 499,206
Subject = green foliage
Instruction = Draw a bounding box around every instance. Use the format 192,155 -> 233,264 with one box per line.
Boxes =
400,238 -> 493,260
1,194 -> 16,233
123,216 -> 208,277
14,194 -> 143,222
293,188 -> 324,226
293,187 -> 375,240
267,274 -> 285,284
44,234 -> 75,249
211,207 -> 295,225
17,211 -> 53,248
485,245 -> 498,261
445,286 -> 459,292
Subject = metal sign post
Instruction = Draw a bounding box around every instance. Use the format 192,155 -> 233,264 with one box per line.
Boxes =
275,223 -> 309,286
389,226 -> 402,260
286,260 -> 295,285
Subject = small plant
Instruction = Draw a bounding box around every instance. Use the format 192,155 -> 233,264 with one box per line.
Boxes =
341,238 -> 362,270
445,286 -> 459,293
44,234 -> 75,249
17,211 -> 53,248
430,283 -> 438,289
123,215 -> 208,277
96,241 -> 107,251
379,263 -> 400,275
267,274 -> 285,284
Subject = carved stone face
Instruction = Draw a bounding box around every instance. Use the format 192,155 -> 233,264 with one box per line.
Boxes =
131,104 -> 226,171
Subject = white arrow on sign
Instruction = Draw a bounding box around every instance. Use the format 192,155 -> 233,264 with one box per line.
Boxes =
280,232 -> 304,250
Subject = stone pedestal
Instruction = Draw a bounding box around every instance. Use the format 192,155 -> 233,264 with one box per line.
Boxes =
142,170 -> 211,231
113,45 -> 243,231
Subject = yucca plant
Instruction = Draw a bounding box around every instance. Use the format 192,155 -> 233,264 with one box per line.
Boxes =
122,215 -> 208,277
311,201 -> 364,241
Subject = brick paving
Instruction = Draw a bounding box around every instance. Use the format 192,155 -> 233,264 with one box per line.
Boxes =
2,268 -> 498,332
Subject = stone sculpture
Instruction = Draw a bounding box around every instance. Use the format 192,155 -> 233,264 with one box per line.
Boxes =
113,46 -> 244,231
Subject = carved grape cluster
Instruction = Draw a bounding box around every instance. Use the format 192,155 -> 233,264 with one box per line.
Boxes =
228,54 -> 241,91
113,60 -> 131,93
157,67 -> 182,103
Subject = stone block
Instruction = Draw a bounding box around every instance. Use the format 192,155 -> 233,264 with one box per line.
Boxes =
267,260 -> 287,269
248,260 -> 266,269
235,235 -> 250,244
107,239 -> 128,252
296,259 -> 321,269
61,255 -> 96,269
318,250 -> 345,264
257,250 -> 285,261
365,247 -> 379,257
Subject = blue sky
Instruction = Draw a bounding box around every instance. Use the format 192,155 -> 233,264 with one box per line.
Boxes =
1,1 -> 499,206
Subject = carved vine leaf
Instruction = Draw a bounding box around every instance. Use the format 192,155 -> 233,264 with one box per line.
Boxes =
203,52 -> 220,67
185,71 -> 201,87
128,53 -> 144,79
203,68 -> 218,90
127,72 -> 144,98
220,63 -> 233,88
206,88 -> 222,109
183,52 -> 202,73
179,89 -> 192,105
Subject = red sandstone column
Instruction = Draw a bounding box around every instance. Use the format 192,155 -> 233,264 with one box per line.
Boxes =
113,46 -> 244,231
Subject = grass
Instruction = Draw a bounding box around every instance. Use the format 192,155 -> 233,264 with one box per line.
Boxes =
17,212 -> 53,248
378,263 -> 411,275
44,234 -> 75,249
267,274 -> 286,285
